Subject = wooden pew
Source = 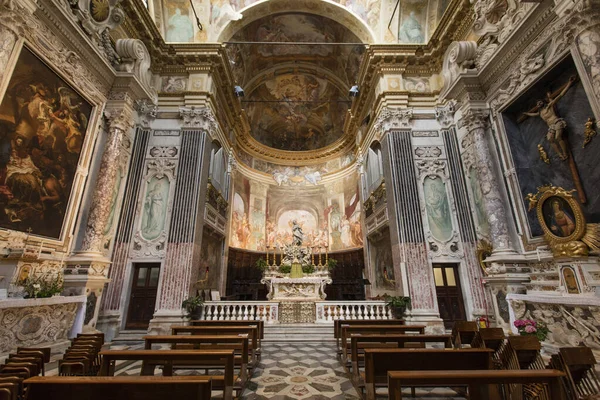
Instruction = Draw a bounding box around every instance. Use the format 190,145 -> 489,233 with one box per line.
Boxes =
98,349 -> 235,399
349,334 -> 452,378
340,325 -> 425,357
170,326 -> 259,364
142,335 -> 249,382
334,320 -> 404,349
549,346 -> 600,399
24,376 -> 212,400
451,321 -> 479,348
388,370 -> 566,400
363,348 -> 494,400
189,320 -> 264,359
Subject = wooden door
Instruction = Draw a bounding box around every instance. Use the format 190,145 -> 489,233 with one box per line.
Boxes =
433,264 -> 466,329
126,263 -> 160,329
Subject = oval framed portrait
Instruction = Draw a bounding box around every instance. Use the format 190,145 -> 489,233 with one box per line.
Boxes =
536,190 -> 585,243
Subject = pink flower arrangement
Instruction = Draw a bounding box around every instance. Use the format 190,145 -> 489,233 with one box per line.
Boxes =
514,318 -> 548,341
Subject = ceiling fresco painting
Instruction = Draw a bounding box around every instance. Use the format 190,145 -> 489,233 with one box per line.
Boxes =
156,0 -> 453,44
244,73 -> 349,151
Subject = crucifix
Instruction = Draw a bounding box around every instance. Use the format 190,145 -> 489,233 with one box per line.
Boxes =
519,75 -> 587,203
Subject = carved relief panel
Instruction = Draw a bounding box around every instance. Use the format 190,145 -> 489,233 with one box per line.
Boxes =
130,142 -> 180,259
414,145 -> 462,259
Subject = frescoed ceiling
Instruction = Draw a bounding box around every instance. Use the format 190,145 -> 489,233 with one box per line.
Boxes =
226,13 -> 364,152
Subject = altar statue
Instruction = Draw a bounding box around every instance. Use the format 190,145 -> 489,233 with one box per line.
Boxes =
292,219 -> 303,246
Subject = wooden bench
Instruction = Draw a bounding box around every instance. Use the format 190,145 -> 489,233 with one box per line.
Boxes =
550,346 -> 600,399
340,325 -> 425,357
451,321 -> 479,348
363,348 -> 494,400
334,320 -> 404,349
142,335 -> 249,380
98,349 -> 235,400
388,369 -> 565,400
170,326 -> 259,364
189,320 -> 265,340
24,376 -> 212,400
349,334 -> 452,378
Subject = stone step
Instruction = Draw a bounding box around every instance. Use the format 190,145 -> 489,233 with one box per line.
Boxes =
264,323 -> 334,342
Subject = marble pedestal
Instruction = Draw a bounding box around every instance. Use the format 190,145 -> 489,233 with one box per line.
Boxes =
261,276 -> 332,323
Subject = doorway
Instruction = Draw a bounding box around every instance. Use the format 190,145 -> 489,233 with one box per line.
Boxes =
125,263 -> 161,330
433,263 -> 466,329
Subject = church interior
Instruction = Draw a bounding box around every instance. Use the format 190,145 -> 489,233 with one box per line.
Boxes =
0,0 -> 600,397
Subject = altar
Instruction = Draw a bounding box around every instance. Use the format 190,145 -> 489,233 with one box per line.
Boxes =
261,220 -> 333,323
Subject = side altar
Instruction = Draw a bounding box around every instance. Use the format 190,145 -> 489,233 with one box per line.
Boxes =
260,220 -> 332,323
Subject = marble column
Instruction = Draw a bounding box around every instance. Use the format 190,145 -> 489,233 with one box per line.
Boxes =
64,93 -> 134,332
460,109 -> 514,255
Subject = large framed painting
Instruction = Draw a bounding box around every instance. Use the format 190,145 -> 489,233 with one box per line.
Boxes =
535,188 -> 585,244
0,46 -> 93,239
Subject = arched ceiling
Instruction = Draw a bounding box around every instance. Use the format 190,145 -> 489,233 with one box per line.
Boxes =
226,12 -> 365,153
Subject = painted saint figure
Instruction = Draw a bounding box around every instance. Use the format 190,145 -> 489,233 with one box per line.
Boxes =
521,76 -> 577,161
143,183 -> 164,236
548,199 -> 575,237
166,8 -> 194,42
398,11 -> 423,43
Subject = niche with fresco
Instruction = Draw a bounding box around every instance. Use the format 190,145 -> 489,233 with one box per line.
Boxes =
229,170 -> 363,252
0,47 -> 92,239
501,57 -> 600,237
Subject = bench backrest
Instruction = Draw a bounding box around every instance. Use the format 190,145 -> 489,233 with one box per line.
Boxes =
189,320 -> 264,339
142,335 -> 248,364
24,376 -> 212,400
341,325 -> 425,350
334,320 -> 404,338
170,326 -> 258,350
364,348 -> 493,384
350,334 -> 452,363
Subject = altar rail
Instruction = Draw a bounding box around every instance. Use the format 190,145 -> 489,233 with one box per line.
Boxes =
200,302 -> 279,322
315,301 -> 391,322
199,301 -> 391,323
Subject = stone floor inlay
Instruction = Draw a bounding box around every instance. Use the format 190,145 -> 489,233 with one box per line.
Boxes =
242,342 -> 359,400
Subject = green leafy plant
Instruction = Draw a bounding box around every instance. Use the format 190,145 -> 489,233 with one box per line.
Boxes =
20,275 -> 63,299
302,264 -> 315,274
326,258 -> 338,271
279,265 -> 291,274
182,295 -> 204,319
385,295 -> 411,318
255,258 -> 268,271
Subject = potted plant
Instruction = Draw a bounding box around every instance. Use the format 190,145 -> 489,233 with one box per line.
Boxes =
514,319 -> 549,342
385,295 -> 411,319
279,265 -> 291,274
302,264 -> 315,274
182,295 -> 204,320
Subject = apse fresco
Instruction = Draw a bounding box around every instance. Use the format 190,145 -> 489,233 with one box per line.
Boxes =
0,47 -> 92,238
245,73 -> 348,151
501,57 -> 600,237
229,171 -> 363,252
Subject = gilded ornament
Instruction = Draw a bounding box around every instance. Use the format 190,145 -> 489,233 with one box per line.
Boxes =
583,117 -> 597,148
90,0 -> 110,22
476,239 -> 493,275
526,185 -> 600,257
537,144 -> 550,164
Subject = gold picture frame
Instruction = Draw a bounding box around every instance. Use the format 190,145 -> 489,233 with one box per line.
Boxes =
535,186 -> 585,244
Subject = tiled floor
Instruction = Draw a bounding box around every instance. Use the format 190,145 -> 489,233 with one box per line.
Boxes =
241,342 -> 358,400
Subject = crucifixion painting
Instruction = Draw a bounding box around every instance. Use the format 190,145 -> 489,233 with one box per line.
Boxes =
519,75 -> 587,204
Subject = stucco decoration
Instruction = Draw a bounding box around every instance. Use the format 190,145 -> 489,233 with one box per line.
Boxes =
179,106 -> 217,132
434,100 -> 457,129
0,300 -> 79,353
375,108 -> 414,133
441,41 -> 477,93
115,39 -> 158,102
